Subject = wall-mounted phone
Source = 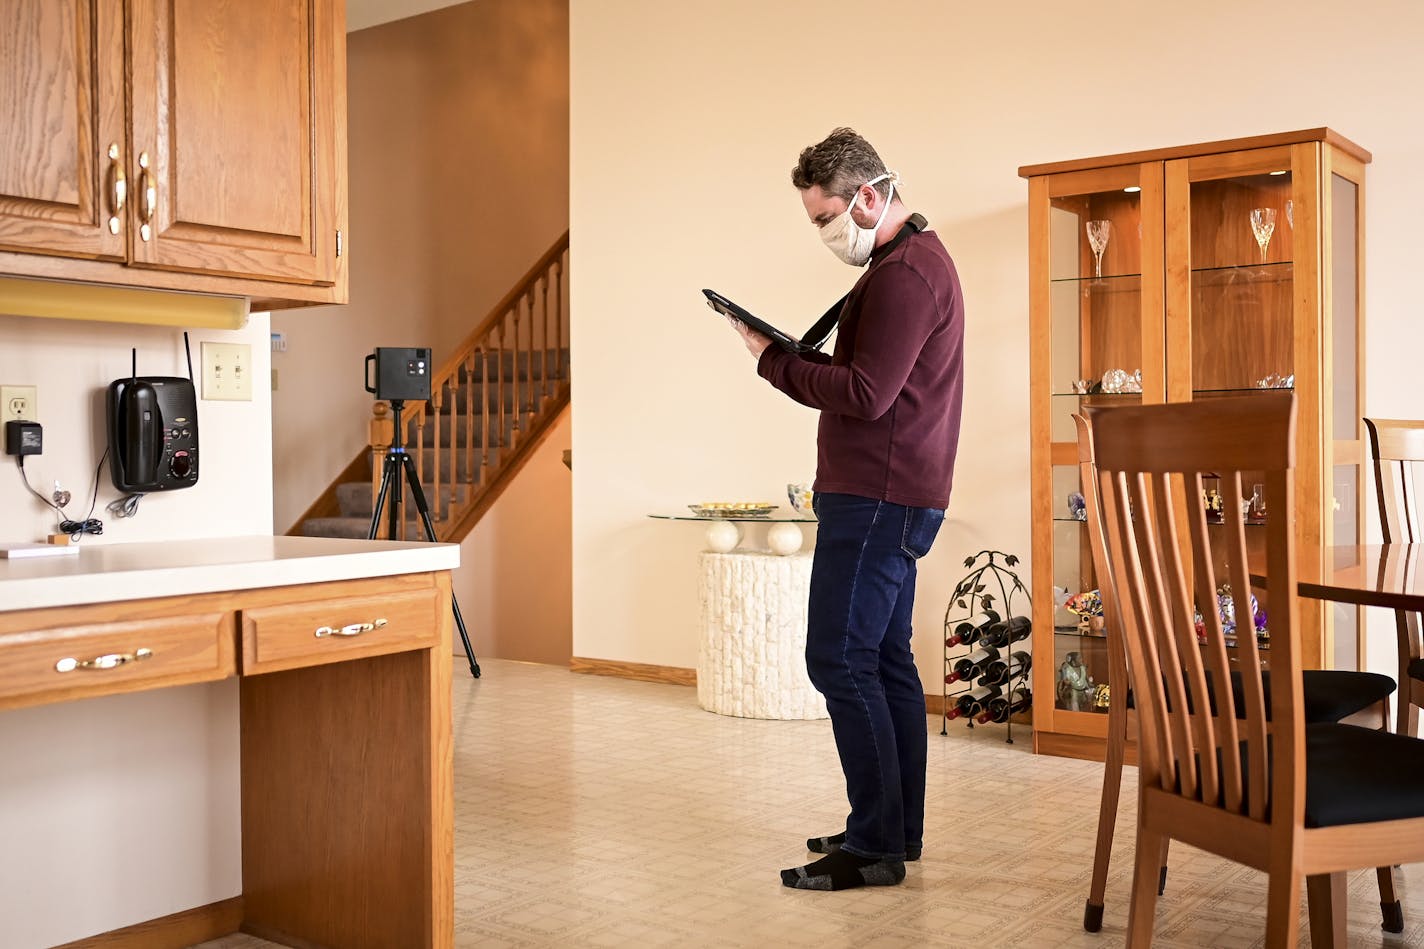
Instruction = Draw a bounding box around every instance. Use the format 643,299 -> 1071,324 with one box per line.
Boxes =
107,339 -> 199,493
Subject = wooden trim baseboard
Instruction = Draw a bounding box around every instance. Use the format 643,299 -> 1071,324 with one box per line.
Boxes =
55,896 -> 243,949
570,656 -> 696,687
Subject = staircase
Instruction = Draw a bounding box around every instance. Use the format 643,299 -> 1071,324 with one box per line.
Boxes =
290,231 -> 570,542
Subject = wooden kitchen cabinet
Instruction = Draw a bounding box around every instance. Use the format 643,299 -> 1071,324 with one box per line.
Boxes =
0,0 -> 347,308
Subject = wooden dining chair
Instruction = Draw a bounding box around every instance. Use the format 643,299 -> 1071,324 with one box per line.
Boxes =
1365,417 -> 1424,737
1080,393 -> 1424,947
1074,412 -> 1400,934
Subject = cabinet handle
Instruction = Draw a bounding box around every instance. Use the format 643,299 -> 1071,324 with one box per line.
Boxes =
106,143 -> 125,235
314,618 -> 388,638
138,151 -> 156,242
54,648 -> 154,673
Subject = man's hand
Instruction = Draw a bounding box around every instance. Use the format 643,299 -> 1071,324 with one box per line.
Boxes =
727,316 -> 772,359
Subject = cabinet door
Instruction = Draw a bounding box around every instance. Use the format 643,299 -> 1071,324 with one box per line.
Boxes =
0,0 -> 125,260
1028,162 -> 1165,745
128,0 -> 338,286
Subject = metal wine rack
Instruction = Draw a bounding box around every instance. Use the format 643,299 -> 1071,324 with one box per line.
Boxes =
941,549 -> 1033,743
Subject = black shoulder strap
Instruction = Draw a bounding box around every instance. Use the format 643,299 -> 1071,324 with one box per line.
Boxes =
799,213 -> 928,351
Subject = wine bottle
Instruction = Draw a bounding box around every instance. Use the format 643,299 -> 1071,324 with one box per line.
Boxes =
945,609 -> 1001,648
979,650 -> 1032,687
945,684 -> 1003,719
944,646 -> 1001,684
976,688 -> 1032,724
979,615 -> 1032,649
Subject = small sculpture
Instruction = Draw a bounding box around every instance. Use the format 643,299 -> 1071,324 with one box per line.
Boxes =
1067,491 -> 1086,521
1057,652 -> 1095,712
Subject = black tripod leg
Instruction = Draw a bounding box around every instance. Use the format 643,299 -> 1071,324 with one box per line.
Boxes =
400,453 -> 481,679
367,453 -> 400,541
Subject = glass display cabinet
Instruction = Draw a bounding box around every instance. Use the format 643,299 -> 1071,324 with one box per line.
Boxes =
1021,130 -> 1369,760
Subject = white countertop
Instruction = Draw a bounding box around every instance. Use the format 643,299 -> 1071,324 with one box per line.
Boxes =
0,535 -> 460,612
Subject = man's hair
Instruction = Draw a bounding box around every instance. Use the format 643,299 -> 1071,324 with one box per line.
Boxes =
791,128 -> 892,202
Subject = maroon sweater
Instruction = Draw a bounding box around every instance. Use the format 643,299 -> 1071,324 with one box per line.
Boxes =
757,223 -> 964,510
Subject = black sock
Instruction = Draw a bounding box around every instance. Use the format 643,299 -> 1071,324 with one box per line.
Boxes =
806,831 -> 922,862
781,850 -> 906,891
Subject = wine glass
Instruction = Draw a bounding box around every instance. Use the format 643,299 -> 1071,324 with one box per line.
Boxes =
1085,220 -> 1111,279
1249,208 -> 1276,264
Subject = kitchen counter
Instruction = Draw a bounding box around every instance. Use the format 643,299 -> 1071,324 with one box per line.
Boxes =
0,534 -> 459,612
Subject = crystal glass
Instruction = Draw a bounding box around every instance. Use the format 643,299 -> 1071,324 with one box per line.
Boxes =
1285,199 -> 1294,230
1250,208 -> 1277,263
1085,220 -> 1111,278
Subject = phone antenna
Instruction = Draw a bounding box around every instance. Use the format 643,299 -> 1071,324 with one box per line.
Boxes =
183,331 -> 195,381
131,348 -> 137,383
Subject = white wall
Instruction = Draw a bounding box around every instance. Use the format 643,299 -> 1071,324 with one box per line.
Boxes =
0,312 -> 271,947
570,0 -> 1424,688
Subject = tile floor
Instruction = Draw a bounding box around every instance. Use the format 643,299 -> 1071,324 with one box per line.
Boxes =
197,658 -> 1424,948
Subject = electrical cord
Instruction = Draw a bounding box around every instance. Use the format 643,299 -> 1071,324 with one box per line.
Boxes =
106,492 -> 144,519
16,451 -> 108,540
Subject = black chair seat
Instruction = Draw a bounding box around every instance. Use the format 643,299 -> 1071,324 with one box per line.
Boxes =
1406,657 -> 1424,683
1307,723 -> 1424,827
1126,669 -> 1393,723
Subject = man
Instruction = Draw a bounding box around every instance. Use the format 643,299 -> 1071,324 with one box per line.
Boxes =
729,128 -> 964,891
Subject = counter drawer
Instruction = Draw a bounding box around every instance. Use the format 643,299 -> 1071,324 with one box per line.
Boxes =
240,588 -> 442,674
0,613 -> 235,711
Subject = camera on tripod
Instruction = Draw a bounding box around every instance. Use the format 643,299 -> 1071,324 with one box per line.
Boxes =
364,347 -> 432,402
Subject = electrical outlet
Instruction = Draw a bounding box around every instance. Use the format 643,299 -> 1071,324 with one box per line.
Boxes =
201,342 -> 253,401
0,385 -> 37,425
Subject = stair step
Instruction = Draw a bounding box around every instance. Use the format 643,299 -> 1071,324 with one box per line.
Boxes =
453,348 -> 569,383
406,416 -> 514,449
424,380 -> 567,415
336,480 -> 469,519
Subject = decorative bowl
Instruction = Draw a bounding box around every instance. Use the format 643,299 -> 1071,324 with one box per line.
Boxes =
688,503 -> 778,519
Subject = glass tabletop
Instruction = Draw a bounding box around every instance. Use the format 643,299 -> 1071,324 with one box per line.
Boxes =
648,513 -> 817,523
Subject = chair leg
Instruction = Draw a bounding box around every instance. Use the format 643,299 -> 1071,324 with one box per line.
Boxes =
1406,700 -> 1421,740
1306,872 -> 1347,949
1084,702 -> 1129,932
1125,819 -> 1164,948
1377,865 -> 1404,933
1265,869 -> 1303,949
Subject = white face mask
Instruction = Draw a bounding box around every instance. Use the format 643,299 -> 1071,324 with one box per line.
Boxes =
819,173 -> 895,267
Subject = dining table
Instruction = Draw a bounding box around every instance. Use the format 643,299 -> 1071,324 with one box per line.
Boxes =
1281,543 -> 1424,612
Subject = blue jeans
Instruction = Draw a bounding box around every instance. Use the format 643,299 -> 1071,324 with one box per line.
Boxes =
807,492 -> 944,860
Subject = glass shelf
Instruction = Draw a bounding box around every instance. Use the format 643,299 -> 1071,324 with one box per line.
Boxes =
1194,386 -> 1294,396
1191,261 -> 1294,282
1049,272 -> 1143,285
1051,391 -> 1144,399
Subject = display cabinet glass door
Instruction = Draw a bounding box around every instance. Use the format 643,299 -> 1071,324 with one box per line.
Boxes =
1030,163 -> 1163,736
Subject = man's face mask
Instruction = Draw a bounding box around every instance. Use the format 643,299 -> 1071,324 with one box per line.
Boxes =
820,173 -> 895,267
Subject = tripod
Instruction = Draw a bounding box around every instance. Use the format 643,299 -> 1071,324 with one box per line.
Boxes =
369,399 -> 481,678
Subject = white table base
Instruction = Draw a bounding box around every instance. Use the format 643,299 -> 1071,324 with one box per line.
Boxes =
697,551 -> 827,720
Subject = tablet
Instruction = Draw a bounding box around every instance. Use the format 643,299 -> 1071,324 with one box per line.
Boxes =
702,289 -> 813,353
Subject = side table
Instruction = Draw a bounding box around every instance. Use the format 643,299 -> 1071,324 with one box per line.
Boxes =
697,550 -> 826,720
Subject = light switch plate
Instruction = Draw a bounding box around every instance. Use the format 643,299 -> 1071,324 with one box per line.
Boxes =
201,342 -> 253,401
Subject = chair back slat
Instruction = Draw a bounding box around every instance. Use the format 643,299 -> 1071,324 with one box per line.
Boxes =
1365,418 -> 1424,543
1081,392 -> 1300,832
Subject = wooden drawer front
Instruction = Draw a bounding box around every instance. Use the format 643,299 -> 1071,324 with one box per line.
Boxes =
0,613 -> 235,711
241,590 -> 441,674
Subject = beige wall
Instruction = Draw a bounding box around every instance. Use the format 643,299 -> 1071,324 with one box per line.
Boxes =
272,0 -> 570,533
570,0 -> 1424,688
457,408 -> 572,666
0,312 -> 270,945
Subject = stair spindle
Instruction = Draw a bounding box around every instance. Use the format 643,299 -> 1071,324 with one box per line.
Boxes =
553,257 -> 564,387
539,272 -> 550,405
431,383 -> 444,524
369,403 -> 393,540
464,354 -> 475,493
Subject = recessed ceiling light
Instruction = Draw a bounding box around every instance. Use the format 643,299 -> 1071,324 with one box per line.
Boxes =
1269,170 -> 1288,176
1123,186 -> 1141,193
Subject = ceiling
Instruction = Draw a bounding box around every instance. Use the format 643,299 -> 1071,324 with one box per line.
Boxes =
346,0 -> 470,32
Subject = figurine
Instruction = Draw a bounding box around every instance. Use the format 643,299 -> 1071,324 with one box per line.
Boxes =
1057,652 -> 1095,712
1204,487 -> 1225,523
1067,491 -> 1087,521
1093,683 -> 1112,709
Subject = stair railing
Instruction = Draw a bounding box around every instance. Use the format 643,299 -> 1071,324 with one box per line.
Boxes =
369,231 -> 570,540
